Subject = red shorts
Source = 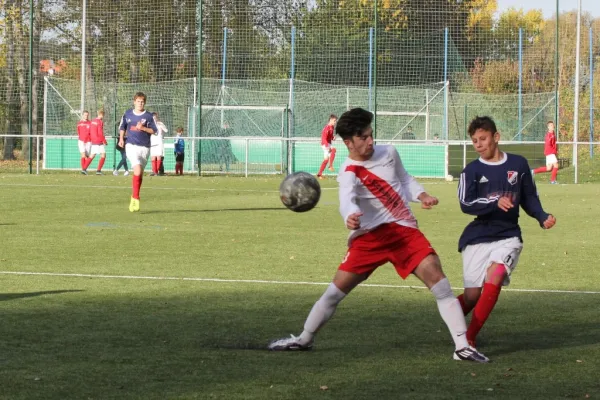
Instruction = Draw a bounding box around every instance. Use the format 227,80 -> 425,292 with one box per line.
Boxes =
338,223 -> 436,279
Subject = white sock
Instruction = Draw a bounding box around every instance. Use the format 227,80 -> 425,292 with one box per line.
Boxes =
298,283 -> 346,345
430,278 -> 469,350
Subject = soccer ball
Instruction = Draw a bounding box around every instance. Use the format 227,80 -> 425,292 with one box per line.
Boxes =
445,174 -> 454,182
279,172 -> 321,212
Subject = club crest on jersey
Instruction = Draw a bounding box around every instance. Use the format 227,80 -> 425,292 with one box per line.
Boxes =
507,171 -> 518,185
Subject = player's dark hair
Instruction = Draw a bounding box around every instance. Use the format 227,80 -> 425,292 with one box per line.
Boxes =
176,126 -> 184,133
82,110 -> 89,114
152,112 -> 158,117
547,120 -> 554,125
335,108 -> 373,140
468,116 -> 497,136
329,114 -> 337,120
133,92 -> 146,102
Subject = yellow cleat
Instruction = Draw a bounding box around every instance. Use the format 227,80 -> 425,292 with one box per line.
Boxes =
129,197 -> 140,212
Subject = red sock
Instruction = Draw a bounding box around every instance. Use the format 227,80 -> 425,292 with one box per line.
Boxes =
551,167 -> 558,181
457,294 -> 474,315
97,158 -> 105,171
467,282 -> 502,343
84,157 -> 94,170
156,158 -> 162,173
81,157 -> 86,170
328,148 -> 337,168
317,159 -> 328,176
533,166 -> 548,174
132,175 -> 143,199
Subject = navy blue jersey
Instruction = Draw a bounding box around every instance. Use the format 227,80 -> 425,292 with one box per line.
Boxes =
457,152 -> 549,251
119,109 -> 157,148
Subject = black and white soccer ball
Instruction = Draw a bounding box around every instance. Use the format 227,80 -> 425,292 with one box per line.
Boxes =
279,172 -> 321,212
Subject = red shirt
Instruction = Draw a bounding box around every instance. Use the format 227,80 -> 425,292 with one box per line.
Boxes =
90,118 -> 106,145
77,120 -> 91,142
321,124 -> 335,146
544,131 -> 557,156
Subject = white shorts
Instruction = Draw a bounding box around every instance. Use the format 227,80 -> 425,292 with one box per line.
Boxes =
150,145 -> 164,158
90,144 -> 106,155
461,237 -> 523,288
322,145 -> 332,160
546,154 -> 558,166
78,140 -> 91,155
125,143 -> 150,168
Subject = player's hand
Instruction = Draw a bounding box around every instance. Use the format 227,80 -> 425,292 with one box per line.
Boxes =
497,196 -> 514,212
136,121 -> 143,130
346,212 -> 363,230
418,193 -> 439,209
118,138 -> 124,148
543,214 -> 556,229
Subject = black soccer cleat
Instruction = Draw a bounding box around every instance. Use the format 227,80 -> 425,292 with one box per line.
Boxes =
453,346 -> 490,363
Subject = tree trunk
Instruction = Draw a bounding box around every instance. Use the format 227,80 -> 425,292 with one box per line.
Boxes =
3,0 -> 17,160
16,0 -> 29,159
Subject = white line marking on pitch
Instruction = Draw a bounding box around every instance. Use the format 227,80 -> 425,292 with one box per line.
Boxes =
1,271 -> 599,295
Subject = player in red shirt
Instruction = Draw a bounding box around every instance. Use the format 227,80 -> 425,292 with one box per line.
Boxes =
77,111 -> 92,174
84,110 -> 107,175
268,108 -> 489,363
316,114 -> 338,179
532,121 -> 559,184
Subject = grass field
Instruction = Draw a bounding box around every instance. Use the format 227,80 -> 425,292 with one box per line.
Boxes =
0,173 -> 599,400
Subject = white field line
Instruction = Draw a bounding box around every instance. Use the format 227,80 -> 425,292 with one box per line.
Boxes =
1,271 -> 599,295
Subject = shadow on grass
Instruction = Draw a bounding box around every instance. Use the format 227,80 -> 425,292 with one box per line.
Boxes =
1,287 -> 599,399
141,207 -> 286,214
0,290 -> 83,301
0,223 -> 16,226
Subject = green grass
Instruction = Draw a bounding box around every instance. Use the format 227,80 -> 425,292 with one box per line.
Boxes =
0,174 -> 599,399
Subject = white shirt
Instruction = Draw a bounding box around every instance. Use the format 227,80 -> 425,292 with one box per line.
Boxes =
337,145 -> 426,244
151,121 -> 168,146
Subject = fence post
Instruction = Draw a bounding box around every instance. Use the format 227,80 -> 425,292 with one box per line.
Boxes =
245,138 -> 249,178
590,27 -> 594,158
196,0 -> 203,176
443,27 -> 448,140
518,27 -> 523,141
463,104 -> 467,168
369,27 -> 374,112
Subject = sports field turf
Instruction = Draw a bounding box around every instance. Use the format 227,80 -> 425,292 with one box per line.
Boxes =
0,173 -> 599,399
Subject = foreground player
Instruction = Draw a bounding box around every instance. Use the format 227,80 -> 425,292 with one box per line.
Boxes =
77,111 -> 91,174
316,114 -> 337,179
532,121 -> 559,184
456,116 -> 556,348
150,112 -> 168,176
118,92 -> 158,212
86,109 -> 107,175
268,108 -> 489,363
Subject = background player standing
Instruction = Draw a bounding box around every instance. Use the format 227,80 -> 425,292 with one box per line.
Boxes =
532,121 -> 559,184
268,108 -> 489,363
118,92 -> 158,212
150,112 -> 168,176
77,110 -> 91,175
86,109 -> 107,175
174,127 -> 185,175
316,114 -> 338,179
456,116 -> 556,348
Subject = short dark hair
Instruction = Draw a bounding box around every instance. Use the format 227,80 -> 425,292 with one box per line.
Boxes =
152,112 -> 158,117
547,120 -> 554,125
335,108 -> 373,140
329,114 -> 337,120
133,92 -> 146,102
176,126 -> 184,133
407,126 -> 413,130
468,116 -> 497,136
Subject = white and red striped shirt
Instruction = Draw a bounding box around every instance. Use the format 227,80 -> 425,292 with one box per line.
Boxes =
337,145 -> 425,244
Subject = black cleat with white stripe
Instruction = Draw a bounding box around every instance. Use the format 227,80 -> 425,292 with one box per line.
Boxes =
453,346 -> 490,363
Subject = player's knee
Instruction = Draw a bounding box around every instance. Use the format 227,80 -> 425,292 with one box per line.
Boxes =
430,277 -> 453,300
486,263 -> 506,286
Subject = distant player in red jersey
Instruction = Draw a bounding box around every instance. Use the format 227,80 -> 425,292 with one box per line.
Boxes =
316,114 -> 338,179
532,121 -> 559,184
268,108 -> 489,363
85,110 -> 107,175
77,111 -> 91,174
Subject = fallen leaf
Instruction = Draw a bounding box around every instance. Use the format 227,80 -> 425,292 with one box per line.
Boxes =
320,386 -> 329,391
576,360 -> 583,363
290,256 -> 295,260
506,368 -> 513,371
470,373 -> 477,377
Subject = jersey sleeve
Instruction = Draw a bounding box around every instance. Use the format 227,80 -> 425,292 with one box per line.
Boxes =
458,166 -> 500,215
337,170 -> 361,225
119,113 -> 127,132
147,115 -> 158,134
391,147 -> 424,202
519,163 -> 550,226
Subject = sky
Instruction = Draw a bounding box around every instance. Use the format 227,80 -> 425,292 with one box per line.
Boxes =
496,0 -> 600,18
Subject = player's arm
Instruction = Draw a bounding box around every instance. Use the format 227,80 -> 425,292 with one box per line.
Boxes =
139,117 -> 157,136
338,172 -> 362,230
391,147 -> 432,204
458,168 -> 500,215
520,165 -> 555,229
118,114 -> 127,147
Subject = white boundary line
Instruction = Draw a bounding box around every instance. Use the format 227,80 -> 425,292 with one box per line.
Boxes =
1,271 -> 599,295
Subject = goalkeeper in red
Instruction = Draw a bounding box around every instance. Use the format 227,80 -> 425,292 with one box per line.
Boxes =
268,108 -> 489,363
316,114 -> 337,179
456,116 -> 556,349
